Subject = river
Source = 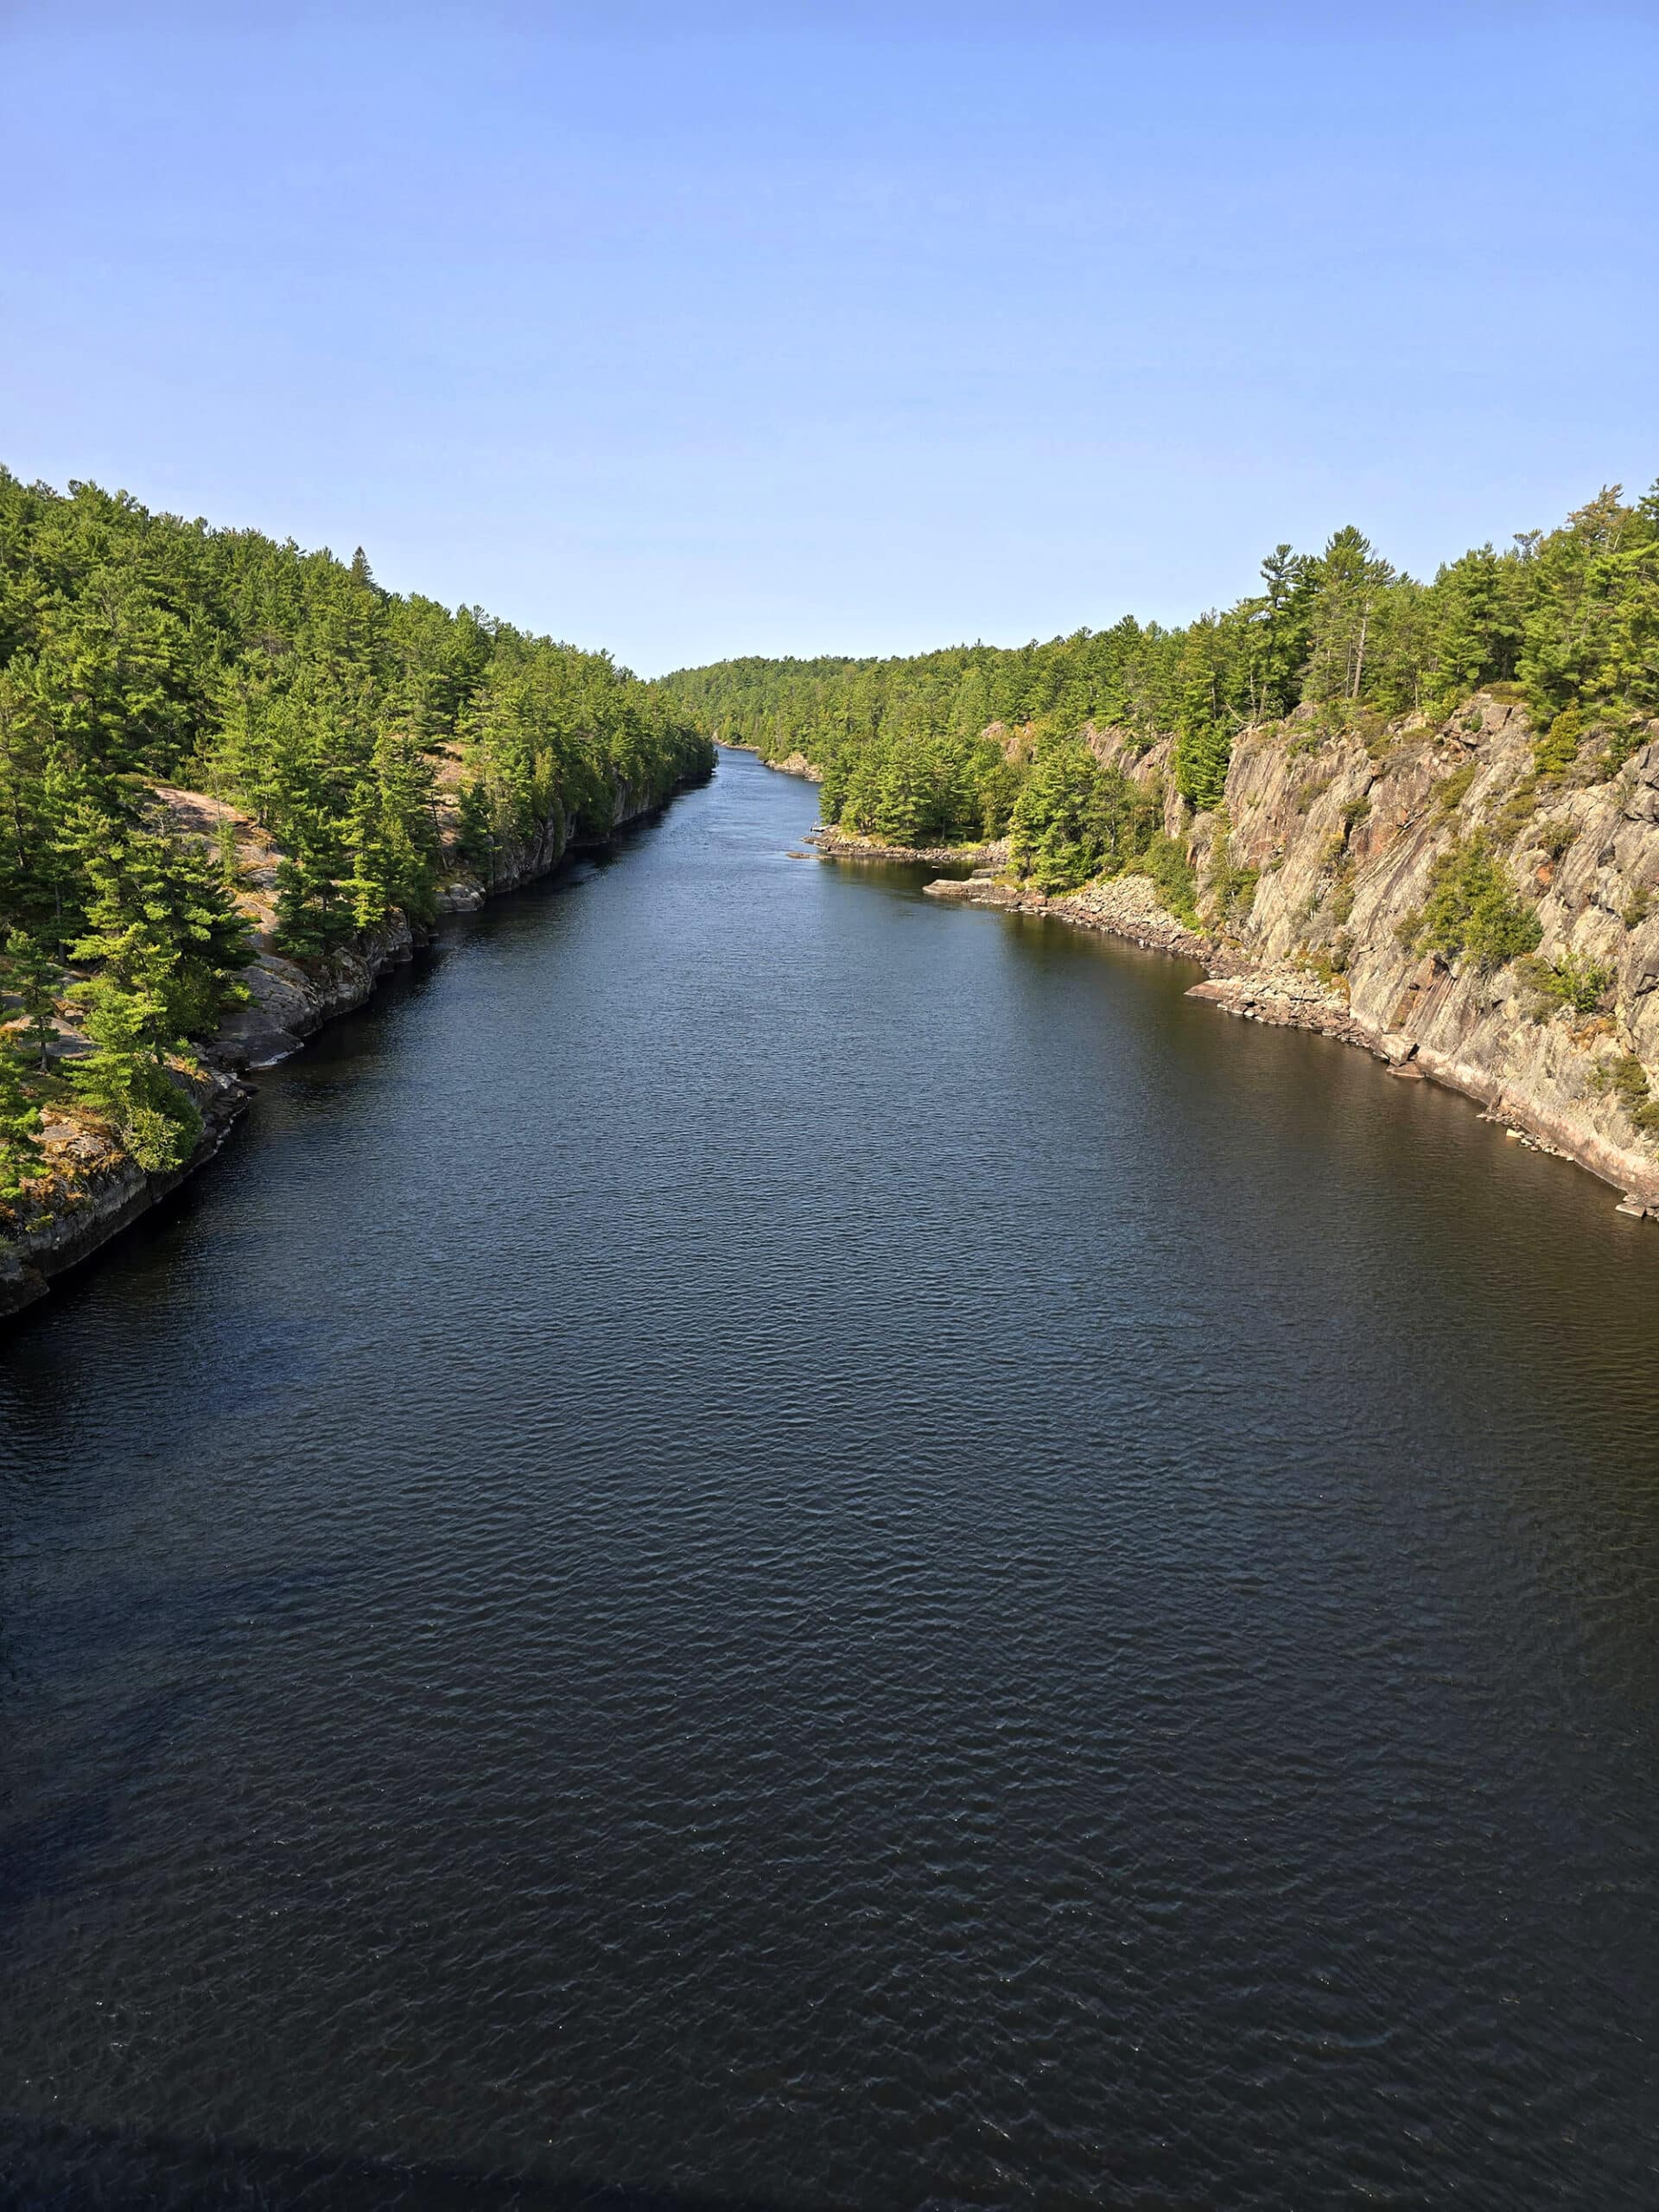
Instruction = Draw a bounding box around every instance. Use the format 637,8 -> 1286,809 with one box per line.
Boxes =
2,748 -> 1656,2209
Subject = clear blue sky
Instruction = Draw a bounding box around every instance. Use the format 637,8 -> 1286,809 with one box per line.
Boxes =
4,2 -> 1656,674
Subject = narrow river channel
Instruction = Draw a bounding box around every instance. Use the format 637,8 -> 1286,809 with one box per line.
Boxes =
3,748 -> 1656,2209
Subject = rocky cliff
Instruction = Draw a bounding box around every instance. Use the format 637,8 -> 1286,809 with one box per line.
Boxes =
0,772 -> 690,1321
926,694 -> 1659,1215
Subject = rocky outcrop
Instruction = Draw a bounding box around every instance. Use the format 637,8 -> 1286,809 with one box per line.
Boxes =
810,828 -> 1007,868
2,773 -> 695,1322
213,914 -> 423,1069
0,1064 -> 249,1319
931,696 -> 1659,1216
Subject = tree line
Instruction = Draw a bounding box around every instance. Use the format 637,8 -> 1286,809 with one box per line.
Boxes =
655,483 -> 1659,869
0,468 -> 710,1192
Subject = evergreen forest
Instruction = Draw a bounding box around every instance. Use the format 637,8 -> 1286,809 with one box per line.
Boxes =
0,468 -> 709,1190
656,486 -> 1659,887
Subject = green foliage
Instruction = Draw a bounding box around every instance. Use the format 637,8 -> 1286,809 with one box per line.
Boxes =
121,1095 -> 201,1173
1400,838 -> 1542,969
1593,1052 -> 1649,1107
656,481 -> 1659,836
1491,773 -> 1540,844
1300,527 -> 1396,705
1534,709 -> 1586,778
1597,721 -> 1649,779
1434,763 -> 1478,813
1205,818 -> 1258,928
1591,1053 -> 1659,1139
1007,739 -> 1161,895
0,467 -> 713,1172
1125,831 -> 1199,926
66,970 -> 202,1172
829,726 -> 1022,847
4,929 -> 60,1067
1304,928 -> 1357,989
1516,486 -> 1659,724
1519,950 -> 1613,1015
1433,550 -> 1527,699
872,747 -> 931,846
0,1039 -> 42,1199
68,812 -> 251,1034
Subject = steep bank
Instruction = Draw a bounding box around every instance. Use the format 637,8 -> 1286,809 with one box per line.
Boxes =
0,771 -> 699,1321
923,695 -> 1659,1214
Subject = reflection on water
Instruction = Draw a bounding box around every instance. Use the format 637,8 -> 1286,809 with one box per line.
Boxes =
3,752 -> 1656,2209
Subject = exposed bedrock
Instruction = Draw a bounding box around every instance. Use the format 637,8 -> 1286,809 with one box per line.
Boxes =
930,696 -> 1659,1213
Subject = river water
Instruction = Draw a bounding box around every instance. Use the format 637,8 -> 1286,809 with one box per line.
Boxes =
2,749 -> 1656,2209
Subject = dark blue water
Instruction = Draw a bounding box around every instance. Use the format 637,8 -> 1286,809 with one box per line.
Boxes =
3,750 -> 1656,2209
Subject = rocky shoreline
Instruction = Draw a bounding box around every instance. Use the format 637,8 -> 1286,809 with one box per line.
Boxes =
0,776 -> 700,1323
926,868 -> 1645,1192
921,712 -> 1659,1217
717,739 -> 822,783
925,868 -> 1209,959
808,826 -> 1006,868
752,699 -> 1659,1219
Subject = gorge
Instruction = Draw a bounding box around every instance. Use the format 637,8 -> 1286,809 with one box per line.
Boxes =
3,749 -> 1656,2208
662,483 -> 1659,1222
3,472 -> 1659,2205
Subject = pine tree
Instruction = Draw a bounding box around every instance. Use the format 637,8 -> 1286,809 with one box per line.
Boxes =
5,930 -> 60,1067
1249,545 -> 1316,719
1302,527 -> 1398,702
873,747 -> 930,845
0,1038 -> 42,1201
67,970 -> 201,1172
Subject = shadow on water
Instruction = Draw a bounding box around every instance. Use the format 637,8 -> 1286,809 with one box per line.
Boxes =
0,2116 -> 823,2212
0,810 -> 681,1343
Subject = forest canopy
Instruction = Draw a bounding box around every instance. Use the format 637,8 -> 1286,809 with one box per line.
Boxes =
654,484 -> 1659,855
0,467 -> 709,1182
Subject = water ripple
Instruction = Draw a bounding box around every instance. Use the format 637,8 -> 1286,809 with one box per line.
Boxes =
2,755 -> 1657,2209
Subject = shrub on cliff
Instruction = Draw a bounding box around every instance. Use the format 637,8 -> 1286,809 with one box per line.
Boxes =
1534,709 -> 1587,779
1591,1053 -> 1659,1141
1400,838 -> 1542,970
1204,817 -> 1259,929
1126,832 -> 1200,926
1434,763 -> 1478,813
1518,951 -> 1613,1015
